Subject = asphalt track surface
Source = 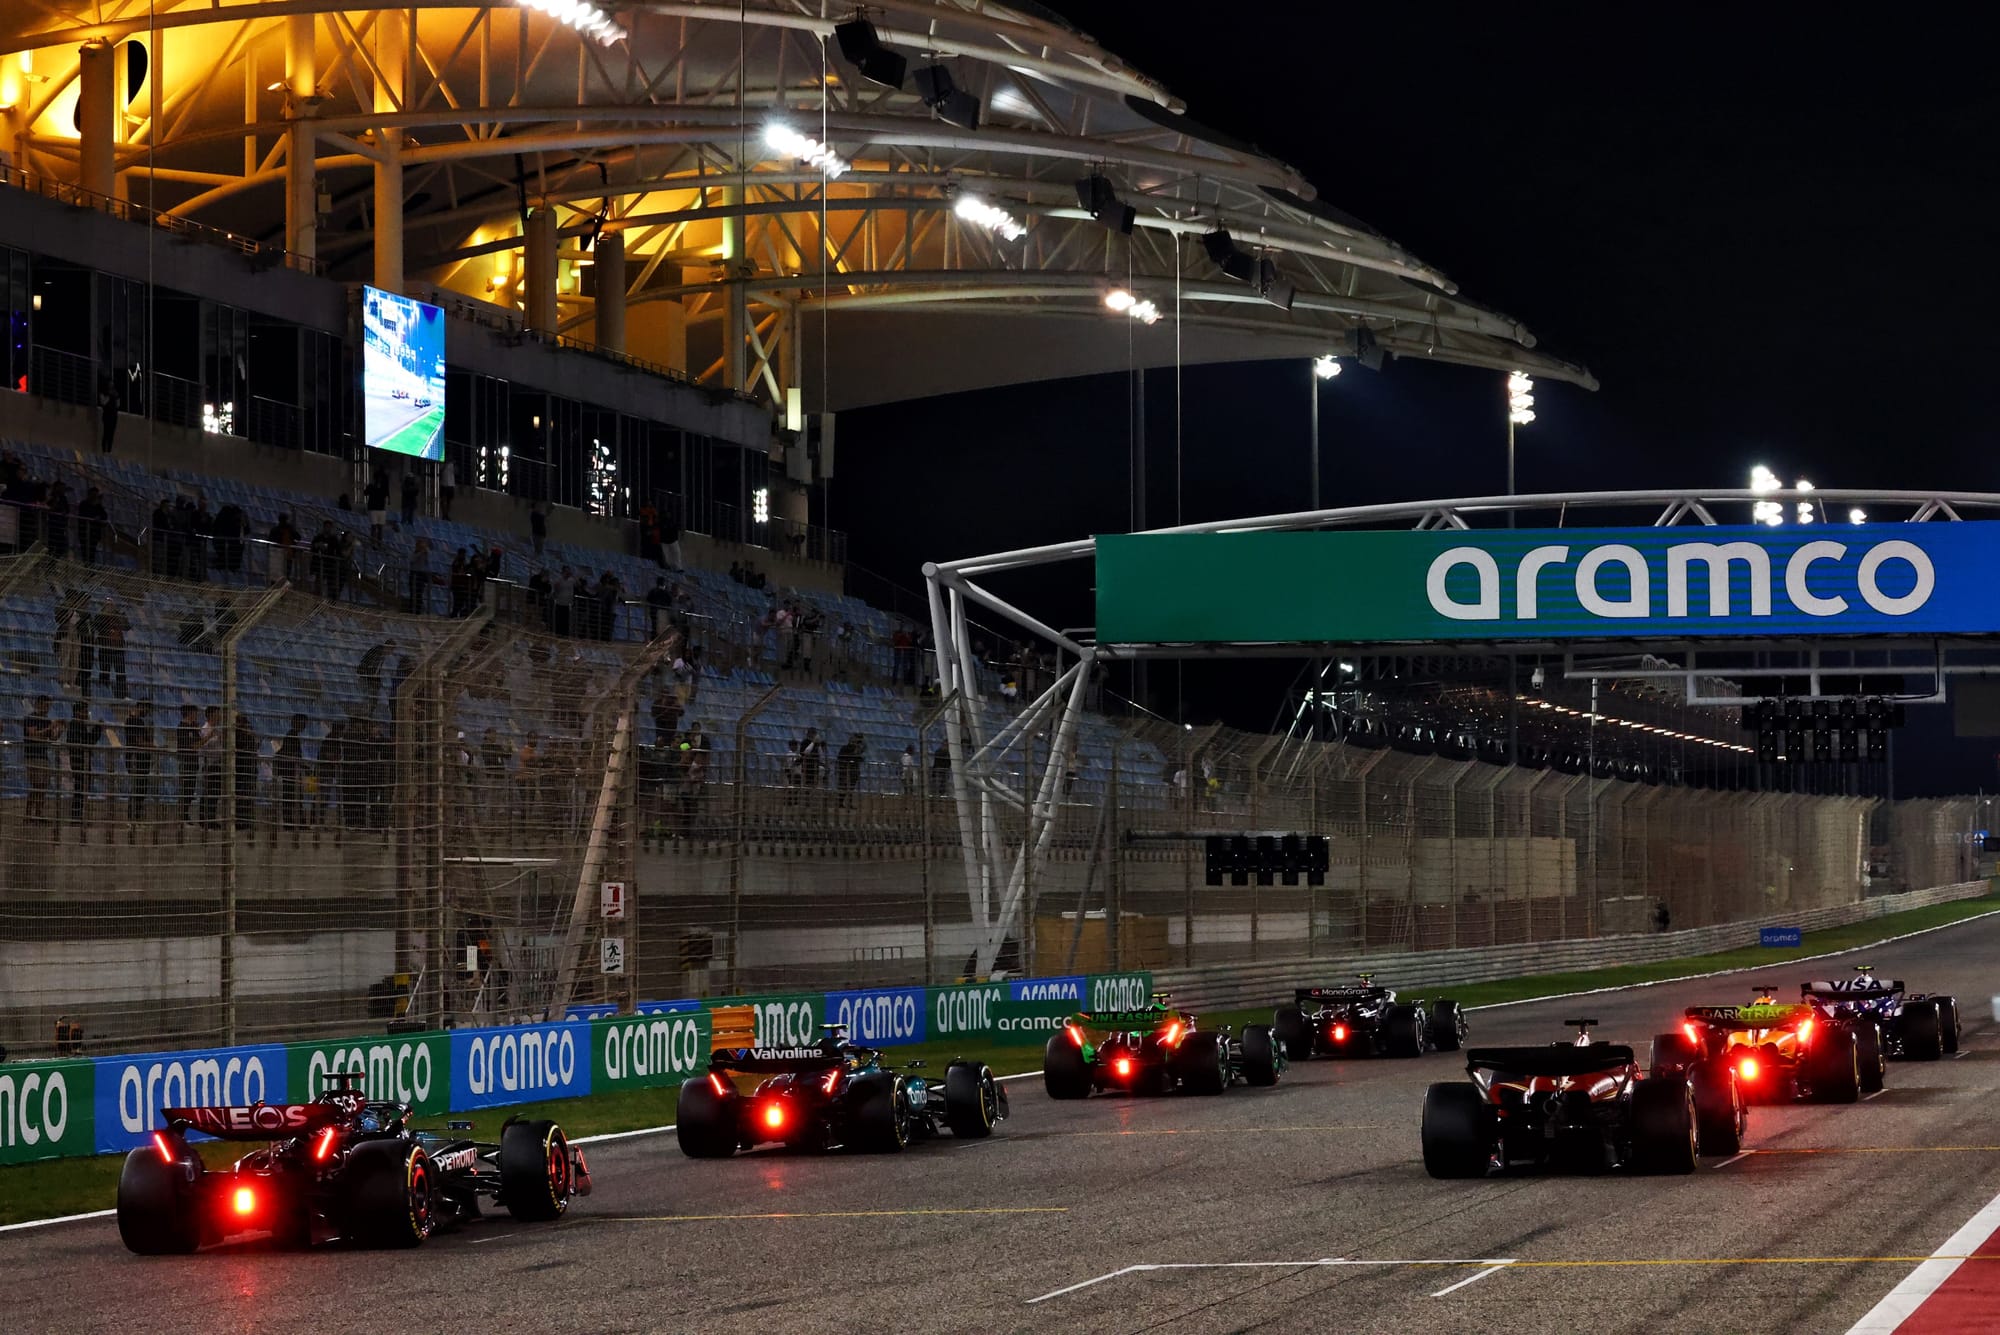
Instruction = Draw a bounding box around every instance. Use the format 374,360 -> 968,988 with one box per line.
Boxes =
8,917 -> 2000,1334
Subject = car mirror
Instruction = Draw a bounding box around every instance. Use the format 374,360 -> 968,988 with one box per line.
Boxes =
447,1120 -> 474,1131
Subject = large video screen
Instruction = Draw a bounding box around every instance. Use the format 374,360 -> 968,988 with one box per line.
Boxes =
361,286 -> 446,460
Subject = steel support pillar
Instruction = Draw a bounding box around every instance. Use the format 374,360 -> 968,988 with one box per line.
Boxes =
77,40 -> 116,199
525,205 -> 558,336
594,229 -> 626,352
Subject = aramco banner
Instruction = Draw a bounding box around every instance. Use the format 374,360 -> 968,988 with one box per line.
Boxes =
1095,525 -> 2000,643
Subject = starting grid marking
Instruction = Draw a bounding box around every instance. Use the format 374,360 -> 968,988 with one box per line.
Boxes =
597,1206 -> 1067,1225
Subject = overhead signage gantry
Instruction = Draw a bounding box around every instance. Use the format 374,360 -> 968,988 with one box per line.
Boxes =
924,488 -> 2000,973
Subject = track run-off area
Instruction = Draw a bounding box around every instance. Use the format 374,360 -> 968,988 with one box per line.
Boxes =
6,917 -> 2000,1334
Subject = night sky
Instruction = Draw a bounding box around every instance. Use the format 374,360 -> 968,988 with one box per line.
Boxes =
837,8 -> 2000,795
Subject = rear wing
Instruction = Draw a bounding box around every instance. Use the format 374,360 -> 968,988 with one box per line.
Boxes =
1463,1045 -> 1636,1077
164,1104 -> 339,1139
1295,987 -> 1377,1004
709,1045 -> 843,1074
1684,1004 -> 1810,1029
1801,981 -> 1904,1000
1075,1009 -> 1177,1031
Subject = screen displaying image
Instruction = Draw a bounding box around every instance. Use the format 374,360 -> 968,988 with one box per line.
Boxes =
361,286 -> 446,460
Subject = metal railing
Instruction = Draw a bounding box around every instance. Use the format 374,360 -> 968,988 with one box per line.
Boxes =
0,163 -> 323,275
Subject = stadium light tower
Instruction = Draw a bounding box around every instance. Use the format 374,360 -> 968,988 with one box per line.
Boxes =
1309,355 -> 1341,509
1505,370 -> 1535,526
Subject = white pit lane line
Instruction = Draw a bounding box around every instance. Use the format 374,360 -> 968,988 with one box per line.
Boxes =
1844,1181 -> 2000,1333
1024,1259 -> 1518,1306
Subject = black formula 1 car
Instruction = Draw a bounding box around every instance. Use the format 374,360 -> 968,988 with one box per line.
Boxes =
117,1073 -> 589,1253
1274,975 -> 1466,1060
1802,965 -> 1959,1061
675,1025 -> 1006,1156
1422,1020 -> 1707,1177
1652,985 -> 1870,1105
1042,994 -> 1284,1097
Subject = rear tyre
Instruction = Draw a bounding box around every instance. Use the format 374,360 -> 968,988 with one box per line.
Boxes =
1273,1005 -> 1313,1062
1173,1032 -> 1229,1095
1690,1060 -> 1744,1156
853,1077 -> 910,1153
1428,1000 -> 1466,1052
675,1075 -> 742,1158
1900,1002 -> 1944,1062
943,1062 -> 1000,1139
116,1145 -> 200,1255
1812,1028 -> 1861,1103
1630,1078 -> 1699,1174
1042,1033 -> 1093,1100
1650,1031 -> 1700,1078
345,1140 -> 435,1247
1239,1025 -> 1281,1087
1421,1083 -> 1494,1179
499,1119 -> 573,1222
1939,997 -> 1961,1054
1854,1022 -> 1885,1094
1383,1005 -> 1425,1058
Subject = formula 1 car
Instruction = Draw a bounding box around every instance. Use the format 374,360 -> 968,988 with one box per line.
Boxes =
1650,985 -> 1869,1105
1273,974 -> 1466,1060
117,1073 -> 589,1254
1802,965 -> 1959,1061
1042,994 -> 1284,1097
1422,1019 -> 1705,1178
675,1025 -> 1006,1156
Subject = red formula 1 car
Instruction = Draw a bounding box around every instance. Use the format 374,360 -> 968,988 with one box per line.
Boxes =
116,1073 -> 589,1253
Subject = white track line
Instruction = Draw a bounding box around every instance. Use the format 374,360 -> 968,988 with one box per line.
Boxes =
1464,907 -> 2000,1013
1025,1259 -> 1517,1305
1844,1182 -> 2000,1333
1714,1151 -> 1754,1169
0,1208 -> 114,1234
1864,1089 -> 1887,1102
1430,1262 -> 1515,1297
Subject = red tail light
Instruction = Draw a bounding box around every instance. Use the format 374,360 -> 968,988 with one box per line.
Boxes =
152,1132 -> 175,1165
313,1126 -> 337,1162
762,1102 -> 786,1130
1682,1022 -> 1700,1044
1332,1025 -> 1348,1042
1066,1023 -> 1085,1048
1797,1018 -> 1814,1043
821,1067 -> 842,1095
1739,1056 -> 1760,1080
1162,1021 -> 1183,1048
232,1186 -> 256,1216
708,1073 -> 730,1097
1113,1057 -> 1133,1078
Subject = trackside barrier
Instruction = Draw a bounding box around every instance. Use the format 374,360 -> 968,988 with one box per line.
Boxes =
0,973 -> 1147,1165
1150,881 -> 1992,1013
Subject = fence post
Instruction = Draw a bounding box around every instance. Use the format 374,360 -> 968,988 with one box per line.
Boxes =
218,583 -> 287,1046
1108,741 -> 1122,971
727,683 -> 783,995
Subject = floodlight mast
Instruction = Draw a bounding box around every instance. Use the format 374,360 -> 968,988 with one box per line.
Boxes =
926,485 -> 2000,975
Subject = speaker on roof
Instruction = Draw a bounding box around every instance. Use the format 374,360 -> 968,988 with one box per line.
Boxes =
835,17 -> 907,90
913,64 -> 981,131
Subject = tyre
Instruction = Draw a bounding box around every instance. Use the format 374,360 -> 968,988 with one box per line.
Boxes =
1939,997 -> 1961,1054
1690,1060 -> 1744,1156
1173,1031 -> 1229,1095
1812,1029 -> 1861,1103
943,1062 -> 1001,1138
1629,1077 -> 1698,1174
676,1074 -> 743,1157
344,1140 -> 436,1248
1429,1000 -> 1467,1052
1854,1022 -> 1885,1094
1650,1031 -> 1700,1077
1383,1005 -> 1425,1058
1239,1025 -> 1281,1087
853,1076 -> 910,1153
499,1119 -> 573,1222
116,1144 -> 201,1255
1273,1004 -> 1313,1062
1421,1083 -> 1494,1179
1043,1032 -> 1093,1100
1900,1001 -> 1944,1062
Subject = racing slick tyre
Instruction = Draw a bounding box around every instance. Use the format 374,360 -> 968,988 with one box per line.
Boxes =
1690,1060 -> 1744,1156
346,1140 -> 436,1248
1650,1031 -> 1700,1078
1900,1001 -> 1945,1062
1855,1022 -> 1886,1094
500,1119 -> 574,1222
1421,1083 -> 1494,1179
116,1143 -> 201,1255
1239,1025 -> 1281,1087
943,1062 -> 1002,1139
1810,1028 -> 1862,1103
1173,1031 -> 1229,1095
1428,1000 -> 1467,1053
1939,997 -> 1961,1054
1383,1005 -> 1426,1058
1043,1033 -> 1093,1100
854,1077 -> 911,1153
1273,1005 -> 1313,1062
676,1075 -> 742,1157
1630,1077 -> 1699,1175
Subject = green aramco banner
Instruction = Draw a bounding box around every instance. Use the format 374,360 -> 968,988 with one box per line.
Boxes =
1095,525 -> 2000,644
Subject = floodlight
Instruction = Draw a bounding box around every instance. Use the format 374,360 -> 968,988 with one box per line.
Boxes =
1849,507 -> 1867,524
1507,370 -> 1536,425
913,65 -> 981,131
765,124 -> 849,178
519,0 -> 624,45
1749,465 -> 1780,494
1075,174 -> 1135,234
835,17 -> 907,90
953,194 -> 1025,241
1313,355 -> 1342,380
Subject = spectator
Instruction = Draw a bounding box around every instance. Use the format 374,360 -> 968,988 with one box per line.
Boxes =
400,470 -> 420,526
409,537 -> 433,614
310,521 -> 338,598
234,713 -> 260,829
551,565 -> 578,636
92,598 -> 130,698
54,1016 -> 83,1057
43,480 -> 69,560
1654,901 -> 1672,932
835,733 -> 865,801
439,458 -> 456,520
188,498 -> 213,580
98,375 -> 121,453
892,626 -> 915,686
77,486 -> 108,564
781,738 -> 804,796
468,550 -> 489,610
728,560 -> 745,584
901,744 -> 918,794
337,492 -> 353,512
594,570 -> 622,640
799,727 -> 824,790
275,713 -> 310,830
448,549 -> 471,617
798,605 -> 823,677
21,694 -> 56,821
360,719 -> 392,828
174,704 -> 202,823
364,473 -> 389,542
66,700 -> 100,821
358,638 -> 395,702
198,705 -> 223,827
528,567 -> 553,624
514,732 -> 541,823
213,501 -> 246,573
150,497 -> 175,575
122,700 -> 155,822
479,728 -> 510,802
529,503 -> 547,556
659,508 -> 684,570
931,741 -> 951,797
269,513 -> 297,583
332,530 -> 355,599
646,577 -> 674,641
638,501 -> 661,565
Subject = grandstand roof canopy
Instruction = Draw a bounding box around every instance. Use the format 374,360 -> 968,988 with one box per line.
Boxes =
0,2 -> 1595,411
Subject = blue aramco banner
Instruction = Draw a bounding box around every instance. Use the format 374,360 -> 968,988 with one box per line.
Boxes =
824,987 -> 927,1045
95,1043 -> 290,1153
449,1023 -> 590,1110
1098,524 -> 2000,643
